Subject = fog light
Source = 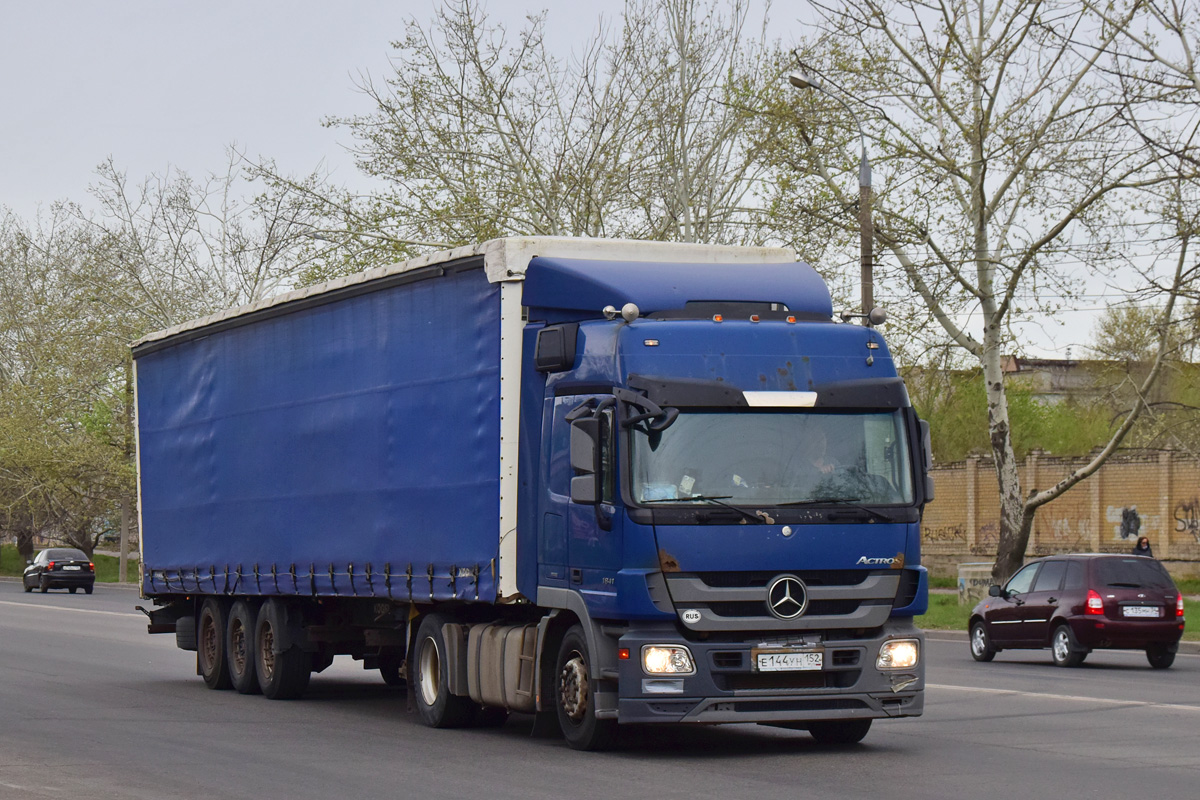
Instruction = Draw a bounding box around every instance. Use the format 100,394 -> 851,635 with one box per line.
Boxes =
877,639 -> 919,670
642,645 -> 696,675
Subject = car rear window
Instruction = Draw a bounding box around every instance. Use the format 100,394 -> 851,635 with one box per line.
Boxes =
46,549 -> 87,560
1093,557 -> 1175,590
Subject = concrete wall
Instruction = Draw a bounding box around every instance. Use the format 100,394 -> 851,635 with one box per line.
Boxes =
923,451 -> 1200,579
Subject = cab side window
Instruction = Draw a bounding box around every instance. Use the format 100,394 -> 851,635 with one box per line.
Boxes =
1005,563 -> 1040,596
1033,561 -> 1066,592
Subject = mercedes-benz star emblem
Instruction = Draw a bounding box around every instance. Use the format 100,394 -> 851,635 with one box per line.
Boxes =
766,574 -> 809,620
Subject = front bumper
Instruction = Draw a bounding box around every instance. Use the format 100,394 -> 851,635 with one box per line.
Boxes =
614,619 -> 924,725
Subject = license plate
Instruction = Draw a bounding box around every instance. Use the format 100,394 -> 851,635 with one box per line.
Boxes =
63,566 -> 81,571
1122,605 -> 1159,618
754,650 -> 823,672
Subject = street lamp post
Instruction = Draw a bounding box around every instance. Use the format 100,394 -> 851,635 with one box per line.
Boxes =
788,71 -> 875,325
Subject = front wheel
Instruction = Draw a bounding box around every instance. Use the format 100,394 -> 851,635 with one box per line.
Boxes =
969,620 -> 996,662
807,719 -> 872,745
1050,625 -> 1085,668
1146,645 -> 1176,669
411,613 -> 475,728
555,625 -> 617,751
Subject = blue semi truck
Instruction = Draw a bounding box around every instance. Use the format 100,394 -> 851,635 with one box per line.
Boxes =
134,237 -> 932,750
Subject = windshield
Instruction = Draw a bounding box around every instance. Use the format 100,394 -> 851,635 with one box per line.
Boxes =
630,409 -> 914,506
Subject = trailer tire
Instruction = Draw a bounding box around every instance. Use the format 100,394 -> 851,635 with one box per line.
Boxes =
554,625 -> 616,751
198,599 -> 232,690
227,600 -> 261,694
255,599 -> 311,699
412,613 -> 475,728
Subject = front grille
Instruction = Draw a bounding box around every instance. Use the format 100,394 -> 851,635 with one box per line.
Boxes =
666,570 -> 901,632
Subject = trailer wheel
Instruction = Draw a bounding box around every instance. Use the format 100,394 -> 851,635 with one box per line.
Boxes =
198,599 -> 232,690
412,613 -> 475,728
554,625 -> 616,751
255,599 -> 311,699
227,600 -> 261,694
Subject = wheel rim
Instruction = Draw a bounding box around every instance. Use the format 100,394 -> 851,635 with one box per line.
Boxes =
418,637 -> 441,707
230,618 -> 247,674
1053,629 -> 1070,662
558,649 -> 589,723
200,615 -> 218,672
259,621 -> 275,681
971,625 -> 986,656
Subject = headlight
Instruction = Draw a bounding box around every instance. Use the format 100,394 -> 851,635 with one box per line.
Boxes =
877,639 -> 920,670
642,645 -> 696,675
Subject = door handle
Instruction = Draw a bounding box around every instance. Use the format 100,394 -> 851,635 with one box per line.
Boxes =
1048,597 -> 1058,604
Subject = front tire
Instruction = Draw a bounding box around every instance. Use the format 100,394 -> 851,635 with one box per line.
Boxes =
1050,625 -> 1085,667
226,600 -> 261,694
969,620 -> 996,662
808,719 -> 872,745
554,625 -> 616,751
411,613 -> 475,728
198,599 -> 232,690
255,599 -> 311,699
1146,645 -> 1175,669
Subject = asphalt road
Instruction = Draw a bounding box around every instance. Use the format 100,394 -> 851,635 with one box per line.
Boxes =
2,580 -> 1198,800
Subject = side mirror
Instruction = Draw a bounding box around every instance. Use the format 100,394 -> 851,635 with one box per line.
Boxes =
919,419 -> 935,502
569,418 -> 601,505
988,584 -> 1003,598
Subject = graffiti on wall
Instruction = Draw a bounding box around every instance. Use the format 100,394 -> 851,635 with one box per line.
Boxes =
971,522 -> 1000,555
1106,505 -> 1141,541
925,525 -> 967,545
1031,518 -> 1089,555
1175,499 -> 1200,544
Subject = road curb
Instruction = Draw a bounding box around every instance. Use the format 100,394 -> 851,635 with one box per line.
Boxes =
0,575 -> 142,591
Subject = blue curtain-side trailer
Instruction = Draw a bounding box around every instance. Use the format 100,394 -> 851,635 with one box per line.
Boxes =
134,237 -> 933,750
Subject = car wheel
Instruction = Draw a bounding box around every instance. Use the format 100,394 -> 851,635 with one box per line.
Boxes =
69,587 -> 77,594
1146,645 -> 1175,669
411,613 -> 476,728
226,600 -> 261,694
808,719 -> 872,745
84,585 -> 93,595
198,598 -> 233,690
255,599 -> 311,699
555,624 -> 617,751
1050,625 -> 1085,667
39,576 -> 49,593
969,620 -> 996,662
23,582 -> 32,593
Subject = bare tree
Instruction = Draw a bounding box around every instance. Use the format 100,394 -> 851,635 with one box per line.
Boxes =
252,0 -> 805,284
774,0 -> 1195,580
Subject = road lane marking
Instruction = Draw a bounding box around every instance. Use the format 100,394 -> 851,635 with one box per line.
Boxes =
928,683 -> 1200,712
0,599 -> 142,618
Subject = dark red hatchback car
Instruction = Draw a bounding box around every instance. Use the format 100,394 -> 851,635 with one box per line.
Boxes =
969,553 -> 1185,669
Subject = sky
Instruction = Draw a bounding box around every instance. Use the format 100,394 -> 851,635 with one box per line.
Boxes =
0,1 -> 1134,358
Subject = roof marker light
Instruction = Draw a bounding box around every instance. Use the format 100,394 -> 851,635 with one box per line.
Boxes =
713,314 -> 723,322
644,339 -> 660,347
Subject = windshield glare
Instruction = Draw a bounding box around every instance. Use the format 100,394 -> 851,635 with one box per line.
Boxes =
630,409 -> 914,506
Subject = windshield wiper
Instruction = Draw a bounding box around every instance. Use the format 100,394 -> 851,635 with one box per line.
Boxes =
775,497 -> 894,522
642,495 -> 766,524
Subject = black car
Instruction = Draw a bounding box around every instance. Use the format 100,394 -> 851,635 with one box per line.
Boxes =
23,548 -> 96,594
969,553 -> 1184,669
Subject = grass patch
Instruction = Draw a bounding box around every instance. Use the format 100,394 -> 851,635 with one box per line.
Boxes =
0,543 -> 137,583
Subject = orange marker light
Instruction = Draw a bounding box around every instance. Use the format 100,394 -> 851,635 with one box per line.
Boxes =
749,315 -> 760,323
712,314 -> 723,322
786,316 -> 797,323
618,648 -> 631,660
